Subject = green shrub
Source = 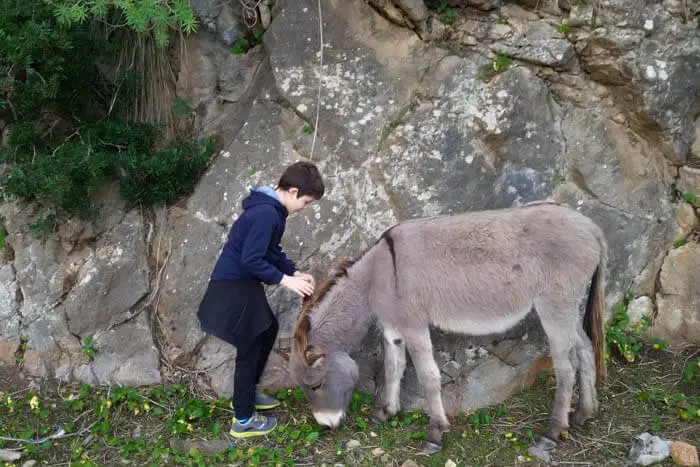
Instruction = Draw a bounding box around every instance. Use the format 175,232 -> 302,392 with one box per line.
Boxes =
0,0 -> 215,221
46,0 -> 198,46
0,0 -> 106,122
605,291 -> 666,363
1,120 -> 215,216
117,135 -> 216,206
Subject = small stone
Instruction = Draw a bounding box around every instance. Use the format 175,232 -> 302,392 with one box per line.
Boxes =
131,424 -> 146,440
22,461 -> 37,467
445,460 -> 457,467
401,460 -> 419,467
372,447 -> 385,457
0,449 -> 22,462
626,296 -> 652,329
678,167 -> 700,195
629,432 -> 671,466
670,442 -> 699,466
345,439 -> 361,450
612,113 -> 626,124
169,438 -> 230,456
528,437 -> 556,462
644,19 -> 654,31
676,202 -> 698,236
569,4 -> 593,27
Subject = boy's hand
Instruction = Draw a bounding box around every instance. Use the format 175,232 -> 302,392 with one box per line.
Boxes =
293,271 -> 316,287
280,275 -> 315,297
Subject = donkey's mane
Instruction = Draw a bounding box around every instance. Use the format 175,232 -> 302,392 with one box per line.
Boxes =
293,257 -> 355,357
293,229 -> 397,359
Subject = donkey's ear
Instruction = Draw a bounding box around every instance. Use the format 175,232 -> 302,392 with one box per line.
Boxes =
304,345 -> 326,367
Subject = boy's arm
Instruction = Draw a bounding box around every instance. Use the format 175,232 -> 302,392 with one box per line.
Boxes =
240,210 -> 284,284
270,245 -> 297,276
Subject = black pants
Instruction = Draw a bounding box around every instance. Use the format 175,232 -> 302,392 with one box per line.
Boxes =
233,317 -> 279,419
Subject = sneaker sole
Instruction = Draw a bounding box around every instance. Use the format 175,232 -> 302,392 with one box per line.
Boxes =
254,401 -> 281,410
229,425 -> 277,439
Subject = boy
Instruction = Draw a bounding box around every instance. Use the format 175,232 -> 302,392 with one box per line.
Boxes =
197,161 -> 325,438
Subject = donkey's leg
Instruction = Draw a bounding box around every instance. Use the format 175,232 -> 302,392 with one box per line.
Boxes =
572,328 -> 598,425
402,326 -> 449,454
373,326 -> 407,423
534,297 -> 578,443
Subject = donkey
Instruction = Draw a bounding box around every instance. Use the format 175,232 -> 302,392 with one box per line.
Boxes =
289,202 -> 607,454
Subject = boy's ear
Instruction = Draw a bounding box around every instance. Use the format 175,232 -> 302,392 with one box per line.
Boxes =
288,187 -> 299,198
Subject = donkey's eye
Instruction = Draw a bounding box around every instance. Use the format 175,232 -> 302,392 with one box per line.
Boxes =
310,382 -> 322,391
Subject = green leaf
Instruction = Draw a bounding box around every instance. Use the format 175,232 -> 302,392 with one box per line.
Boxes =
305,431 -> 320,443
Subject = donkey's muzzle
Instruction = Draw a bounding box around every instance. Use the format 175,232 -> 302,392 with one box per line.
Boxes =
312,410 -> 345,428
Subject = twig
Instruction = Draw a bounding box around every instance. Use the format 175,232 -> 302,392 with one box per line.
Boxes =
239,0 -> 264,27
0,420 -> 98,445
309,0 -> 323,161
132,391 -> 169,412
576,434 -> 628,446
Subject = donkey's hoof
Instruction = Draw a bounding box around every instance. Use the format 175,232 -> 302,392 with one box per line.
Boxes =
422,441 -> 442,455
571,410 -> 591,427
370,407 -> 390,426
370,415 -> 384,426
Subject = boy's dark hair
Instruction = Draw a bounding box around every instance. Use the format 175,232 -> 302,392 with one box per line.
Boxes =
278,161 -> 325,199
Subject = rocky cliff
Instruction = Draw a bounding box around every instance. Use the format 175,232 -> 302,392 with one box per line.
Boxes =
1,0 -> 698,415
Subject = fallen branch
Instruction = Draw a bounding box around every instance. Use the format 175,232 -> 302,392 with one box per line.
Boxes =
0,420 -> 98,445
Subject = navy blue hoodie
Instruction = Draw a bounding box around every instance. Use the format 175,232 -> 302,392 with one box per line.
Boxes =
210,188 -> 296,284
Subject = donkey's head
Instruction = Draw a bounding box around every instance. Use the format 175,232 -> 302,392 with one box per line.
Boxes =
289,334 -> 359,428
288,259 -> 360,428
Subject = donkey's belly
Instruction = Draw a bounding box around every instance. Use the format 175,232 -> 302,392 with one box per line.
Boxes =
428,306 -> 532,336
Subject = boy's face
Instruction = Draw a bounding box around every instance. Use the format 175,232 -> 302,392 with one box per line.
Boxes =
281,188 -> 315,214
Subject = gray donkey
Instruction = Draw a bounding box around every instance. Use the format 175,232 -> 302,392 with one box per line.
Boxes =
289,202 -> 607,455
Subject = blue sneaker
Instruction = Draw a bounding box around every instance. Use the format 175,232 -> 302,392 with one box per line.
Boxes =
230,412 -> 277,438
254,392 -> 281,410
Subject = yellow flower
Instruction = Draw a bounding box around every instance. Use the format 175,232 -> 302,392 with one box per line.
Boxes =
106,401 -> 112,409
247,447 -> 254,455
143,403 -> 150,412
186,423 -> 194,432
29,395 -> 40,410
67,394 -> 77,401
505,432 -> 513,438
134,407 -> 140,415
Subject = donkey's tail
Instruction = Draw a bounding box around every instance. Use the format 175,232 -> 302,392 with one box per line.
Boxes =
583,235 -> 608,387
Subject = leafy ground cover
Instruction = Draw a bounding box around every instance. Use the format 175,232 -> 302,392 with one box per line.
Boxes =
0,346 -> 697,466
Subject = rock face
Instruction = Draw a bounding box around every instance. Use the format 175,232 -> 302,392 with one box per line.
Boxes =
1,0 -> 699,413
655,243 -> 700,345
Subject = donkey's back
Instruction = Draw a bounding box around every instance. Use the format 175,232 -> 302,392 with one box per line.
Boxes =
375,202 -> 606,335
